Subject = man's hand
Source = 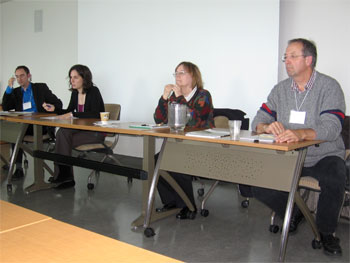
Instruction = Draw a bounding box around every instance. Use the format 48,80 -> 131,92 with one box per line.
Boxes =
264,121 -> 286,135
42,102 -> 55,112
276,128 -> 316,143
275,130 -> 302,143
257,121 -> 285,135
8,76 -> 15,87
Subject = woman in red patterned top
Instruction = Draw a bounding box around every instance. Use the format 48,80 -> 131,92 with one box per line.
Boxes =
154,61 -> 214,219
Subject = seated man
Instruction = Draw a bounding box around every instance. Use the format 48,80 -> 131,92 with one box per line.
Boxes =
251,38 -> 346,256
2,65 -> 62,180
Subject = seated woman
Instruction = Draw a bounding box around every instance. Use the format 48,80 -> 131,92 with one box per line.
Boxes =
154,61 -> 215,219
43,64 -> 105,189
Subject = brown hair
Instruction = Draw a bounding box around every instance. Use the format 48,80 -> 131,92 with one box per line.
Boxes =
175,61 -> 203,89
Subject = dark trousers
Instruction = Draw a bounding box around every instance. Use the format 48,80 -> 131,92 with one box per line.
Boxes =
54,128 -> 105,179
157,172 -> 196,209
252,156 -> 346,234
155,154 -> 196,209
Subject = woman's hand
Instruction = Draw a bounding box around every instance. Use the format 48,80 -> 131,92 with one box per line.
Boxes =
172,85 -> 183,98
57,112 -> 73,119
42,102 -> 55,112
162,84 -> 175,100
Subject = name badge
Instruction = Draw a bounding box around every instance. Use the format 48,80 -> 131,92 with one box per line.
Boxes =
23,101 -> 32,110
289,110 -> 306,124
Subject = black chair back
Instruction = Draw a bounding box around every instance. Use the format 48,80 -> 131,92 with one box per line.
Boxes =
213,108 -> 249,130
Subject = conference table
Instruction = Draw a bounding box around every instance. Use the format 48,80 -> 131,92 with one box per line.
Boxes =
0,113 -> 161,227
0,113 -> 322,262
0,200 -> 181,262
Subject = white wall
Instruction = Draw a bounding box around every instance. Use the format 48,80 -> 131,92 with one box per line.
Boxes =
278,0 -> 350,114
1,0 -> 348,157
77,0 -> 279,156
0,0 -> 78,107
78,0 -> 280,123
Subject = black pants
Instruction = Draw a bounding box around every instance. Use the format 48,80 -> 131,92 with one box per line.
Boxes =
252,156 -> 346,234
54,128 -> 105,179
155,153 -> 196,209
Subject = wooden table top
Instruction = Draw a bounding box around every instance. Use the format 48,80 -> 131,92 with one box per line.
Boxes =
0,200 -> 51,234
0,201 -> 181,262
2,114 -> 322,152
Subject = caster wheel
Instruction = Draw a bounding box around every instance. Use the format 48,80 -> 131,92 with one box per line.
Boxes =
24,160 -> 29,169
269,225 -> 279,233
87,183 -> 95,190
197,188 -> 204,197
312,239 -> 322,249
127,177 -> 133,183
241,200 -> 249,208
201,209 -> 209,217
7,184 -> 12,192
2,164 -> 9,170
144,227 -> 155,237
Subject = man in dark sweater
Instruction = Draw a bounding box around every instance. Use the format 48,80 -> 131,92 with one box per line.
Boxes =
2,65 -> 62,180
251,39 -> 346,256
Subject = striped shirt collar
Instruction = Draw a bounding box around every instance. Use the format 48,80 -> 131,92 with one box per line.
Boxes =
291,70 -> 316,94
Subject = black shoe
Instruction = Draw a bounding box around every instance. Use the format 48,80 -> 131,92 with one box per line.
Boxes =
321,233 -> 342,256
156,203 -> 177,212
48,176 -> 55,183
176,207 -> 197,220
289,208 -> 304,233
12,168 -> 24,181
54,179 -> 75,189
51,174 -> 75,189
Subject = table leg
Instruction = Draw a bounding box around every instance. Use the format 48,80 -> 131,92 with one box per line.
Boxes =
143,137 -> 167,236
6,123 -> 29,192
278,148 -> 307,262
24,124 -> 52,193
294,192 -> 320,240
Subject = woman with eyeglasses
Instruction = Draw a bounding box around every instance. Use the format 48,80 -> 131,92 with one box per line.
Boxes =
43,64 -> 105,189
154,61 -> 215,219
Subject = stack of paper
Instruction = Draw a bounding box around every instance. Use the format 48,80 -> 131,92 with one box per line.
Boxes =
239,131 -> 275,143
185,129 -> 230,139
128,123 -> 168,129
93,120 -> 122,127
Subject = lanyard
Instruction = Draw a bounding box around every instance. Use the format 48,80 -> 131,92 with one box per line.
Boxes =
294,88 -> 311,111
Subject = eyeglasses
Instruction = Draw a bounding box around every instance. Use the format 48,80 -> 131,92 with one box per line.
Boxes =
173,71 -> 187,77
282,54 -> 305,62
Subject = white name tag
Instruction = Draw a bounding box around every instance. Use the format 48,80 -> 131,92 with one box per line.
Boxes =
23,101 -> 32,110
289,110 -> 306,124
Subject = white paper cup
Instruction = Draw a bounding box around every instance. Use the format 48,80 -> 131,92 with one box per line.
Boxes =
100,112 -> 110,123
229,120 -> 242,140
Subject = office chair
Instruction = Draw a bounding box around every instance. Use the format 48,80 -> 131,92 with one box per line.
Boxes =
73,103 -> 122,190
269,115 -> 350,235
199,108 -> 249,217
21,129 -> 56,168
